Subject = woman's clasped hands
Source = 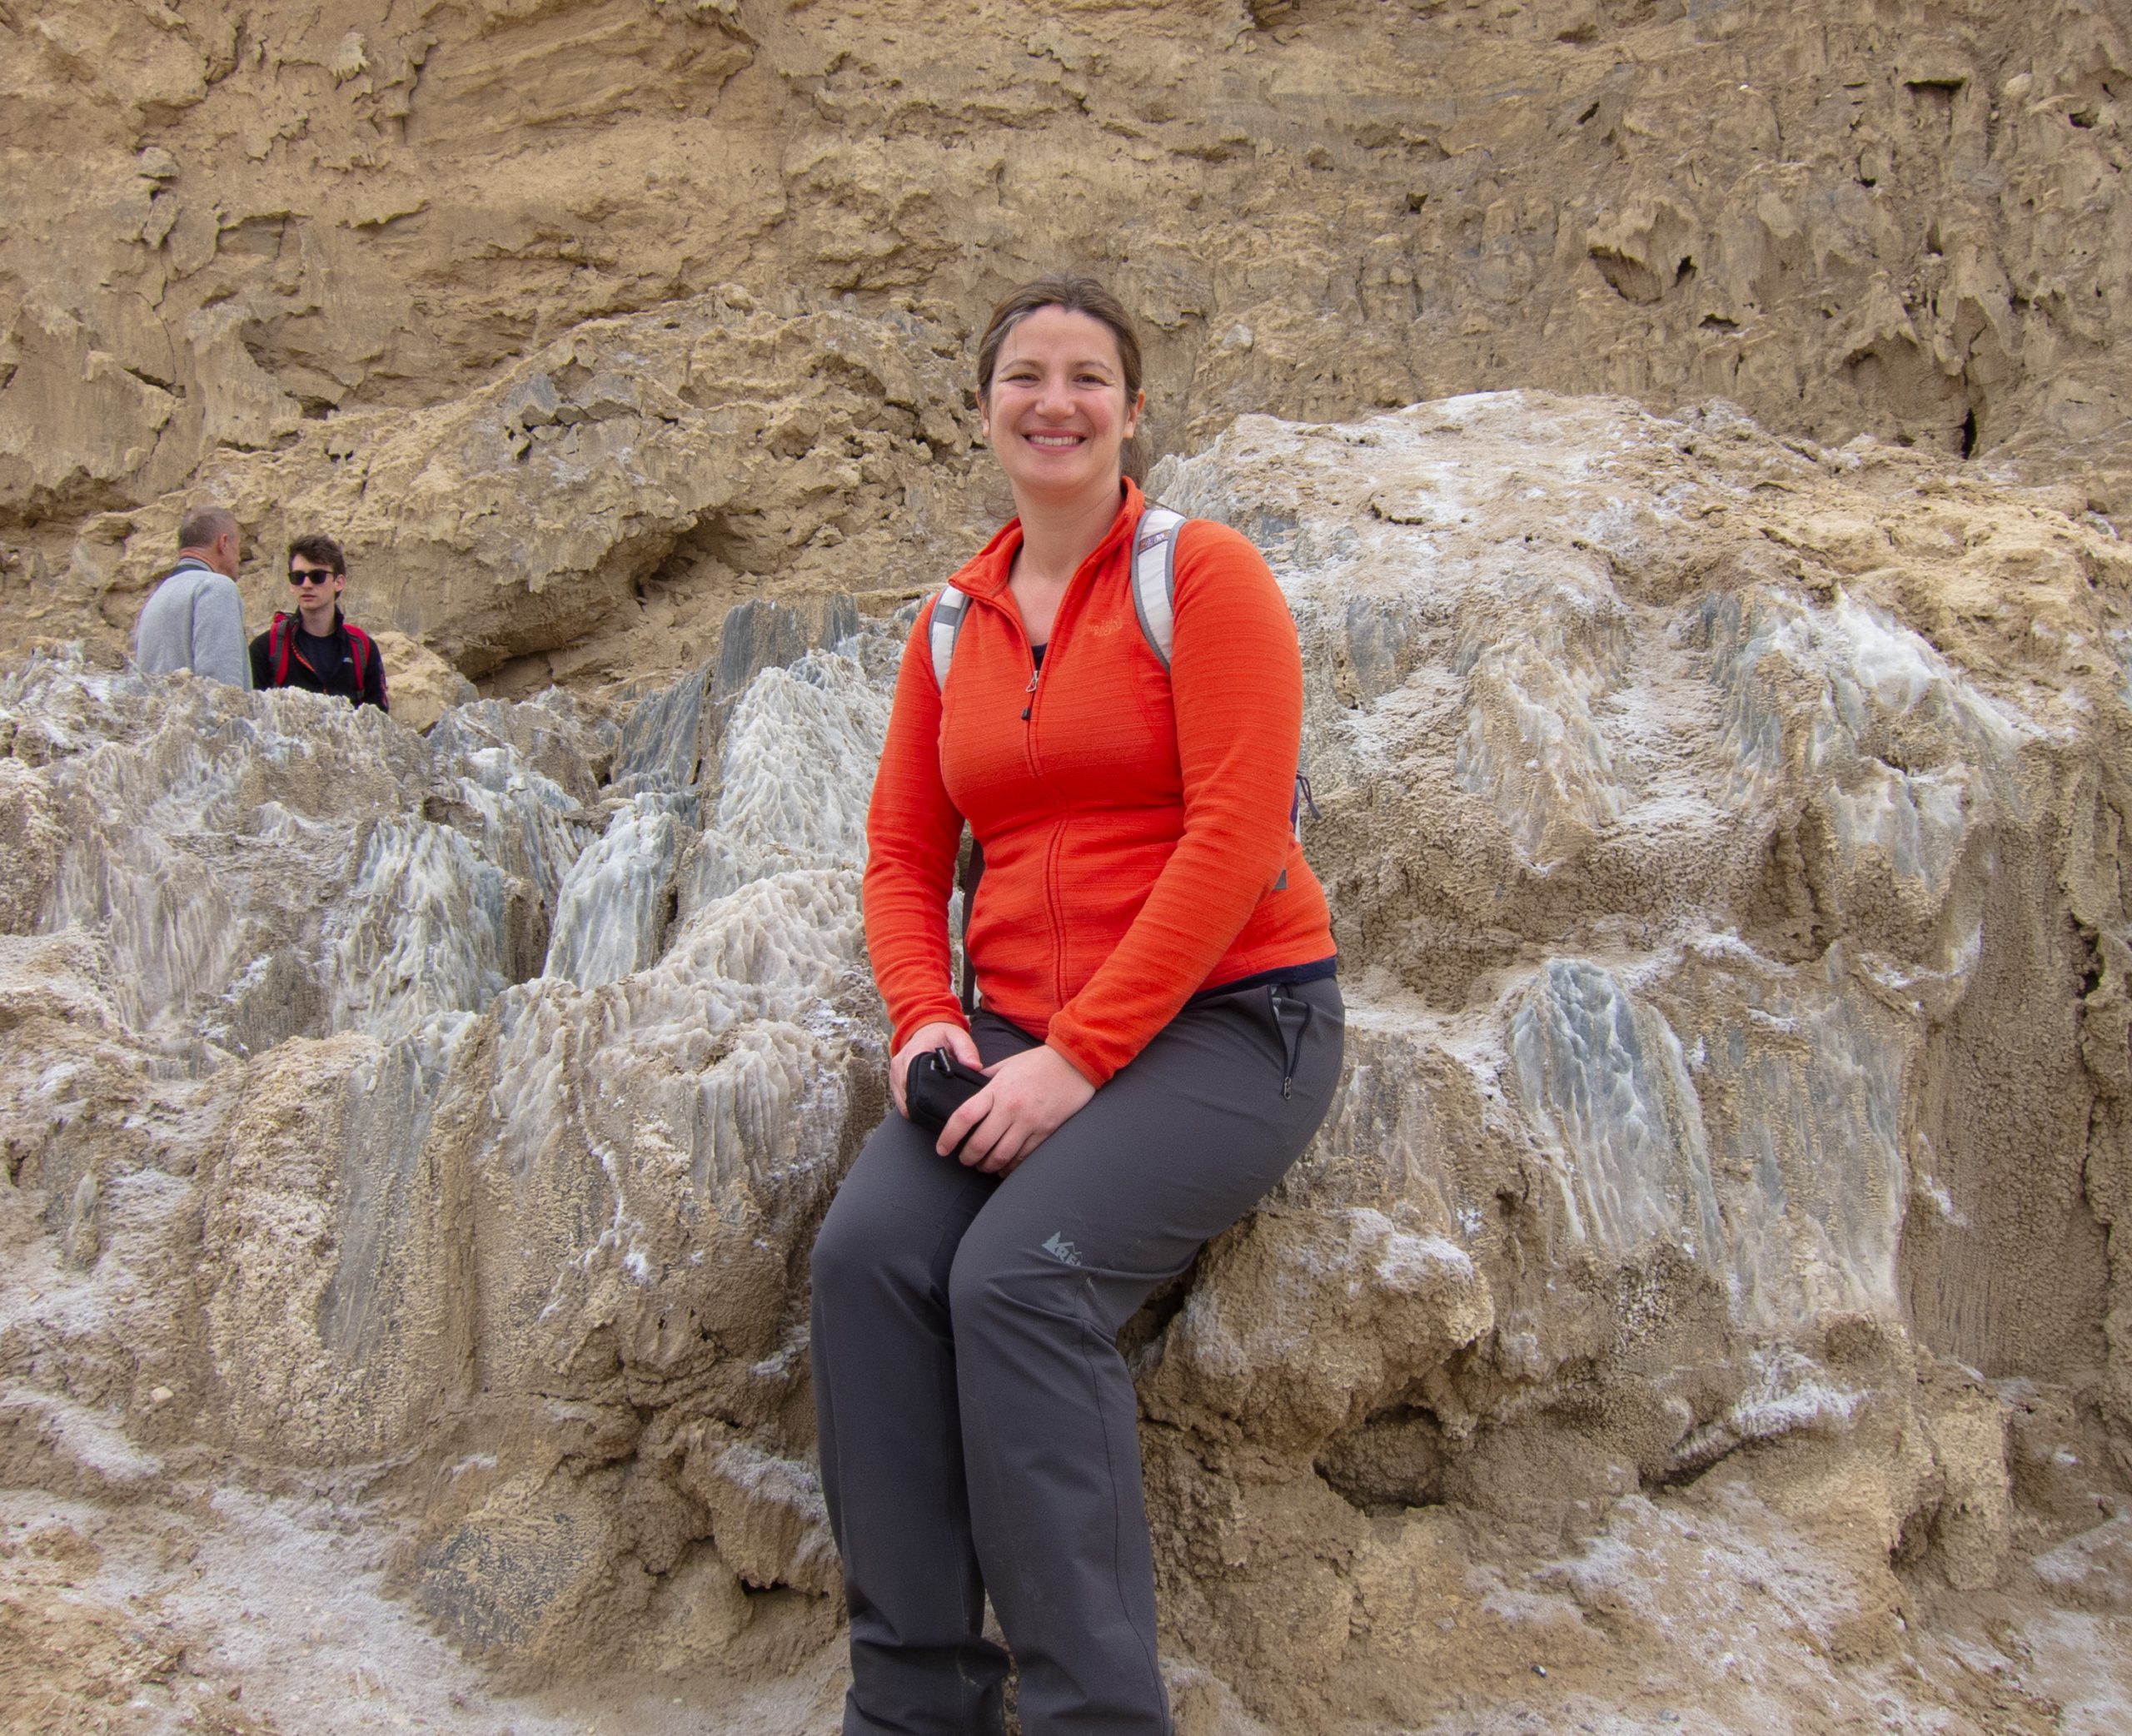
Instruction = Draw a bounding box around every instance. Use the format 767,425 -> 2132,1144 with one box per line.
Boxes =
890,1020 -> 1096,1176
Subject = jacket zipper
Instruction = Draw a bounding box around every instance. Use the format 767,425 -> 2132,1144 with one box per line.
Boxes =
1023,635 -> 1067,1007
1014,592 -> 1072,1011
989,519 -> 1128,1012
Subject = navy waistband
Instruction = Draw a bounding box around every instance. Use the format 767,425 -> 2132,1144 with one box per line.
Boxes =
972,957 -> 1340,1047
1187,954 -> 1338,1006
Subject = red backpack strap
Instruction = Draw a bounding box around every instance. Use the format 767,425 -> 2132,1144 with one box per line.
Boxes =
271,614 -> 293,685
344,622 -> 388,707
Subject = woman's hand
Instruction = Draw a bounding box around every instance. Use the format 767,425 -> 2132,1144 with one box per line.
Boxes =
938,1043 -> 1095,1176
890,1021 -> 981,1117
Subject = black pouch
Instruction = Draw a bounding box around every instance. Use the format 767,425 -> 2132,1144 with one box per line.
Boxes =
905,1047 -> 990,1137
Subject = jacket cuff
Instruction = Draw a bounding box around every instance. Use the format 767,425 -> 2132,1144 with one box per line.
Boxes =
1043,1025 -> 1113,1089
891,1001 -> 970,1053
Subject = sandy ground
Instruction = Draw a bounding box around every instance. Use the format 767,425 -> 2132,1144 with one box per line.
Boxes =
6,1472 -> 2129,1736
0,1486 -> 843,1736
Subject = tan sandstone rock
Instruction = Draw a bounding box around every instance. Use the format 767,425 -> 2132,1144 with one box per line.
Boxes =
371,628 -> 474,733
6,2 -> 2132,696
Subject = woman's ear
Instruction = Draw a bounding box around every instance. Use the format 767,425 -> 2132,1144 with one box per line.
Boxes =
1124,388 -> 1146,440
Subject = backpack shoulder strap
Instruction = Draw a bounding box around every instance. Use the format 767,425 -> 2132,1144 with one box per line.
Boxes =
1128,508 -> 1315,888
1130,505 -> 1186,669
271,615 -> 292,685
928,584 -> 970,689
343,622 -> 376,678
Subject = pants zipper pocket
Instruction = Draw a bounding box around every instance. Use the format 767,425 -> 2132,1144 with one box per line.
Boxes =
1268,984 -> 1314,1099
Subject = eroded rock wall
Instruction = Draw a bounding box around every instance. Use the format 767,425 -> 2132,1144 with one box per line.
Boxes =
4,0 -> 2131,687
13,293 -> 999,690
3,395 -> 2129,1728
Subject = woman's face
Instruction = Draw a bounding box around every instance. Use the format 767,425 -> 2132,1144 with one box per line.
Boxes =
981,306 -> 1142,506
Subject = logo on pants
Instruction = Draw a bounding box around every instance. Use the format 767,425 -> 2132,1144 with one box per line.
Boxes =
1040,1231 -> 1083,1267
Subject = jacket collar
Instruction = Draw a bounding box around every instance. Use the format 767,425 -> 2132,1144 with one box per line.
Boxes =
274,606 -> 346,639
952,477 -> 1145,601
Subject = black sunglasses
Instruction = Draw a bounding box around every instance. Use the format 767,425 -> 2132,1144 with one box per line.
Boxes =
288,568 -> 338,585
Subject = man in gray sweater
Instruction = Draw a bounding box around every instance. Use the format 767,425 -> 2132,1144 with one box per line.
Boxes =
133,505 -> 252,689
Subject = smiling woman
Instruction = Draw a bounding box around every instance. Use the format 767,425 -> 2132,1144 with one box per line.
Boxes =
980,298 -> 1147,647
808,276 -> 1343,1735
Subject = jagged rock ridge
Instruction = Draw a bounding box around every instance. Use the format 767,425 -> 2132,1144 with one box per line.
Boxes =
4,394 -> 2130,1730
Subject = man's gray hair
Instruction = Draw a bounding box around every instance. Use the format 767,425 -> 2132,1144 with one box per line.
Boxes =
177,504 -> 239,552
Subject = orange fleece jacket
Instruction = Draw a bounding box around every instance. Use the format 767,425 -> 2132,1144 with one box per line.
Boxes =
863,480 -> 1336,1086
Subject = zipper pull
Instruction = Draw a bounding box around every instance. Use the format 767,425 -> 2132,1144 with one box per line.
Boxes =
1271,984 -> 1312,1098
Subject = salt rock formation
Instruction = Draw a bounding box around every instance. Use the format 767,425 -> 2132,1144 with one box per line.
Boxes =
7,0 -> 2132,684
5,394 -> 2132,1729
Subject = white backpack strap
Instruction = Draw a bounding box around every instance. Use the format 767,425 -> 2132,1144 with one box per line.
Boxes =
928,584 -> 970,689
1130,505 -> 1186,669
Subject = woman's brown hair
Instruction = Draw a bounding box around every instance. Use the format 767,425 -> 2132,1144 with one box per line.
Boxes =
974,275 -> 1148,486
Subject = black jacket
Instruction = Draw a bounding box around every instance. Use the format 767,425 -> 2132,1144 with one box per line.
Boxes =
250,610 -> 390,711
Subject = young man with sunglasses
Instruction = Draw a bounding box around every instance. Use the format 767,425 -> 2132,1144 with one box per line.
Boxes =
249,535 -> 390,712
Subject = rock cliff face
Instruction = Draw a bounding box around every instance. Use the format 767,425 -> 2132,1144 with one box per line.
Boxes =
5,395 -> 2130,1729
7,0 -> 2132,1729
4,0 -> 2132,686
9,290 -> 1000,695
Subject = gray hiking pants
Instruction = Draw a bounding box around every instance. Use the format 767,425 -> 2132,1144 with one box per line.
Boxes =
809,977 -> 1344,1735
